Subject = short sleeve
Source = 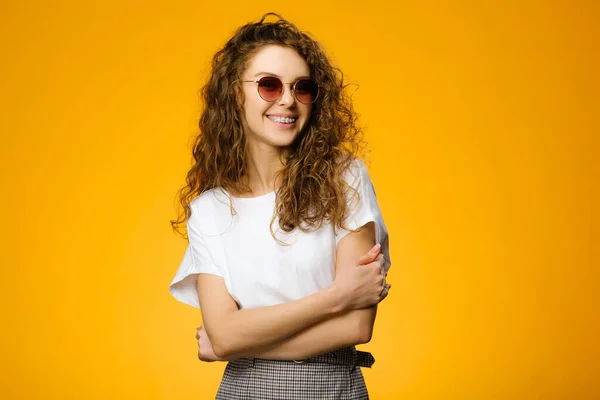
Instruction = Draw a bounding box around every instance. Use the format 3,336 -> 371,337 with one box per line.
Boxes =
169,199 -> 223,309
335,159 -> 391,272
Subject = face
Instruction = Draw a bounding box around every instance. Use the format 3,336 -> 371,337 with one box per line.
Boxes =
240,45 -> 313,151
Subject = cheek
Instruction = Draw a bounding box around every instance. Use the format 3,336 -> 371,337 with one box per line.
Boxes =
242,101 -> 257,125
302,102 -> 313,117
242,102 -> 269,136
301,105 -> 313,126
244,97 -> 266,120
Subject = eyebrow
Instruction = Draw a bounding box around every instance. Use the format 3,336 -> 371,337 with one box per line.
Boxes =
253,72 -> 311,80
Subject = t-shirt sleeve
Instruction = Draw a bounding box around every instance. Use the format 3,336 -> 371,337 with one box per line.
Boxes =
335,159 -> 391,272
169,200 -> 223,309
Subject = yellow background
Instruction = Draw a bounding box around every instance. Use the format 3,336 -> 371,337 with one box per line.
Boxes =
1,1 -> 597,399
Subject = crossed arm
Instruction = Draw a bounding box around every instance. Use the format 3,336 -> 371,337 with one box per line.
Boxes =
196,222 -> 389,361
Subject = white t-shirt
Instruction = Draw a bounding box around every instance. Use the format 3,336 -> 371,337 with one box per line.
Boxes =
169,159 -> 391,310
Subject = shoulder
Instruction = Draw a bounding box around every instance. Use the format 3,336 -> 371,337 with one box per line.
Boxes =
190,188 -> 230,211
342,157 -> 370,187
188,188 -> 233,236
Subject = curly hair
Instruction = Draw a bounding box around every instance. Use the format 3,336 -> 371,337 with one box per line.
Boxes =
171,12 -> 366,240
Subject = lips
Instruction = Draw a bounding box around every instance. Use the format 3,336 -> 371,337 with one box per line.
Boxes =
267,115 -> 298,124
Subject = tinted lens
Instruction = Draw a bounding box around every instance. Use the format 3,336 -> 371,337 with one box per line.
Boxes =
294,79 -> 319,104
257,77 -> 283,101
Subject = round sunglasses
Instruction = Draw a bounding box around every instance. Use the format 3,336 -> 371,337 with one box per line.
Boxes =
242,76 -> 319,105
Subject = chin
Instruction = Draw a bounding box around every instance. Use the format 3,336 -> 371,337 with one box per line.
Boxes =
264,128 -> 302,147
266,135 -> 299,148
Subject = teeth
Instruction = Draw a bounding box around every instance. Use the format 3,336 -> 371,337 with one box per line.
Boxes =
268,116 -> 297,124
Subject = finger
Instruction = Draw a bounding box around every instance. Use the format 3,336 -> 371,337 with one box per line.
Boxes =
376,254 -> 385,270
379,288 -> 389,302
381,267 -> 386,278
381,266 -> 388,280
357,245 -> 380,265
356,243 -> 381,265
380,283 -> 391,295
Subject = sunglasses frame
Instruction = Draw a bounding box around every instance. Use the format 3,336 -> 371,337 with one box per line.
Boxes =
242,76 -> 320,104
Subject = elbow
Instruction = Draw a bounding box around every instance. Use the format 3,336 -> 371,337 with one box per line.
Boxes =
209,330 -> 235,359
211,331 -> 249,359
354,308 -> 376,344
212,344 -> 229,359
211,337 -> 235,359
209,322 -> 251,358
356,323 -> 373,344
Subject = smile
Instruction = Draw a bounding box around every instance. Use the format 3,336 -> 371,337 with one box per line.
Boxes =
267,115 -> 297,124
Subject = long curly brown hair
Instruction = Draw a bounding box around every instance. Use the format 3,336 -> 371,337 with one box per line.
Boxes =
171,13 -> 366,240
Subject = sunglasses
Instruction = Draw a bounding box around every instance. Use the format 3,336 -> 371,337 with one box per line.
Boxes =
242,76 -> 319,105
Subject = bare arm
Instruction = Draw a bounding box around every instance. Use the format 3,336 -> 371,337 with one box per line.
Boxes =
198,274 -> 342,358
227,221 -> 383,360
198,222 -> 388,360
227,307 -> 379,361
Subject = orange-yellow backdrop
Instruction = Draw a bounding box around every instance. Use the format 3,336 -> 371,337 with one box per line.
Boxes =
1,1 -> 597,399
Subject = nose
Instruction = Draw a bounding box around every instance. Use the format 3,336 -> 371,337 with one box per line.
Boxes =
278,84 -> 296,107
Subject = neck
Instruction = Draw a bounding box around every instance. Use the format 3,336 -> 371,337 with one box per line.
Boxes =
243,141 -> 286,196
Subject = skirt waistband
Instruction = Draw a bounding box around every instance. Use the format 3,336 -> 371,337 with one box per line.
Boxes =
248,347 -> 375,368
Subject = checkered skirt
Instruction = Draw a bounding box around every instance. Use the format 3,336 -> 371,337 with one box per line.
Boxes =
215,347 -> 373,400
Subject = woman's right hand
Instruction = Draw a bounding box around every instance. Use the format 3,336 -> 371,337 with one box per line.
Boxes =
332,243 -> 390,311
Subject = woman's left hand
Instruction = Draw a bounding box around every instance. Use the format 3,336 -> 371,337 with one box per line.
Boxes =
196,324 -> 224,362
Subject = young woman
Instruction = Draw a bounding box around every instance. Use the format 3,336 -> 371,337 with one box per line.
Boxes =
169,13 -> 392,400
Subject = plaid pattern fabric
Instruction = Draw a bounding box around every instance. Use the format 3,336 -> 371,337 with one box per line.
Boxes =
294,347 -> 375,368
215,347 -> 372,399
